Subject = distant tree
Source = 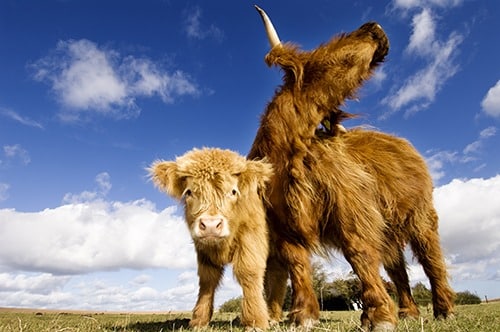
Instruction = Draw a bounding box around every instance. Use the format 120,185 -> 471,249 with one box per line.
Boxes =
455,291 -> 481,305
219,296 -> 241,312
284,285 -> 292,311
412,282 -> 432,306
311,262 -> 333,310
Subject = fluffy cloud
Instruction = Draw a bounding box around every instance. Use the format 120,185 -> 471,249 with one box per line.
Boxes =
31,39 -> 199,122
0,201 -> 195,274
0,172 -> 195,275
382,3 -> 463,117
435,175 -> 500,272
481,80 -> 500,118
63,172 -> 112,204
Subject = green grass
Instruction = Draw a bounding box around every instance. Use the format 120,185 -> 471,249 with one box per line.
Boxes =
1,302 -> 499,332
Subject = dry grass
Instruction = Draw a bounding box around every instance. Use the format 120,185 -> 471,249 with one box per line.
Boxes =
0,302 -> 498,331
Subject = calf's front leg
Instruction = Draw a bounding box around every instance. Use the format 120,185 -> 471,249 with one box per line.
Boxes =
233,234 -> 270,330
190,260 -> 224,328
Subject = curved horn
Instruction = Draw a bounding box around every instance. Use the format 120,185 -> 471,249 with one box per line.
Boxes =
254,5 -> 281,48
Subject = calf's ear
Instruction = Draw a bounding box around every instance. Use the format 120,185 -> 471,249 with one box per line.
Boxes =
240,159 -> 274,192
149,161 -> 184,200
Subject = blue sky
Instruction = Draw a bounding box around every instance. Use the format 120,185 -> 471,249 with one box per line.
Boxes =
1,0 -> 499,311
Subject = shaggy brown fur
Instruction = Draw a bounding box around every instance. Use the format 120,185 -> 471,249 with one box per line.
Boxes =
150,148 -> 273,330
248,21 -> 454,331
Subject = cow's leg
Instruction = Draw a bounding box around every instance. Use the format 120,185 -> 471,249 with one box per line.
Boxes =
343,241 -> 397,331
280,240 -> 320,327
383,248 -> 420,319
189,261 -> 223,328
233,234 -> 270,330
410,208 -> 454,319
264,254 -> 288,323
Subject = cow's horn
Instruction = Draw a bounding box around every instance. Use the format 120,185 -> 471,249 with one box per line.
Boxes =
254,5 -> 281,48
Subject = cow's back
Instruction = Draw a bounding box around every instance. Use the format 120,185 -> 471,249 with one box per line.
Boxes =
341,129 -> 434,227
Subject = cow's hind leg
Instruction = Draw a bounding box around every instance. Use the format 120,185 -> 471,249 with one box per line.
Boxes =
410,208 -> 454,319
264,255 -> 288,323
343,241 -> 397,331
383,247 -> 420,319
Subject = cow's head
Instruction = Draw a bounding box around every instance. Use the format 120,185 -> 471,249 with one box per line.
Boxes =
150,148 -> 273,245
255,5 -> 389,129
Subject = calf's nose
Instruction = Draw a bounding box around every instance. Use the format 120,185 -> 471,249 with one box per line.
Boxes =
199,217 -> 223,232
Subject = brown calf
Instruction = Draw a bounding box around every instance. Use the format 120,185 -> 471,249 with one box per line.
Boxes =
150,148 -> 273,330
250,6 -> 454,331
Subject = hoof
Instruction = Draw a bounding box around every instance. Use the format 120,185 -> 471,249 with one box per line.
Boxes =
398,307 -> 420,319
372,321 -> 396,332
288,318 -> 319,331
435,311 -> 455,320
244,327 -> 264,332
189,319 -> 209,329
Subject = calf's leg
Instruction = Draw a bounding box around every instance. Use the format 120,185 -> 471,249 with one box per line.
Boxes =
190,261 -> 223,328
233,234 -> 270,330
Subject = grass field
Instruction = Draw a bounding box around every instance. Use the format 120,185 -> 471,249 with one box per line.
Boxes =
1,302 -> 499,331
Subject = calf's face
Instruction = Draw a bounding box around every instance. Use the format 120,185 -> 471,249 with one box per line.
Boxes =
150,148 -> 273,245
180,172 -> 239,242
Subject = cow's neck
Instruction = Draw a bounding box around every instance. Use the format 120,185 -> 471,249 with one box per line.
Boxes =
248,90 -> 323,167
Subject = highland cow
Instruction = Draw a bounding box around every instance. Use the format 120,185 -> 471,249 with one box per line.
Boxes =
150,148 -> 273,330
250,6 -> 455,331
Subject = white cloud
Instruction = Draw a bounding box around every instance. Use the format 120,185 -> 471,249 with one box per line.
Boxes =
382,4 -> 463,117
463,126 -> 496,155
0,172 -> 196,275
0,200 -> 195,274
393,0 -> 463,11
122,57 -> 199,104
0,273 -> 70,294
131,274 -> 151,285
0,183 -> 9,201
0,108 -> 44,129
481,80 -> 500,118
406,9 -> 436,56
425,150 -> 457,182
382,23 -> 462,116
184,6 -> 224,42
62,172 -> 112,204
3,144 -> 31,165
31,39 -> 199,122
434,175 -> 500,273
426,127 -> 496,182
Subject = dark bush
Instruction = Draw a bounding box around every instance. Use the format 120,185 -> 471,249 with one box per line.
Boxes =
455,291 -> 481,305
219,296 -> 242,312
